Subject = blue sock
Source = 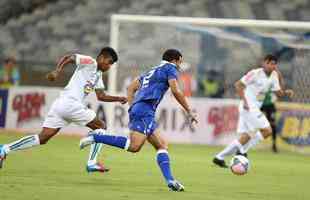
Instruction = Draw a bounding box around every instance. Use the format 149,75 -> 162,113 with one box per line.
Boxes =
157,150 -> 174,183
92,134 -> 129,150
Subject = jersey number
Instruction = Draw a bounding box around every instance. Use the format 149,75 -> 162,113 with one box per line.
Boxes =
142,69 -> 155,88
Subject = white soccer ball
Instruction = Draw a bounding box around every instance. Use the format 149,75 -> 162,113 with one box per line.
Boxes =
230,155 -> 250,175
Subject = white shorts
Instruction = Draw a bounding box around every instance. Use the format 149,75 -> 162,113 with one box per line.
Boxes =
237,109 -> 270,134
42,97 -> 96,129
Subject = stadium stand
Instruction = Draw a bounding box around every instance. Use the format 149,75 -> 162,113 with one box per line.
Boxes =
0,0 -> 309,91
1,0 -> 310,62
0,0 -> 58,24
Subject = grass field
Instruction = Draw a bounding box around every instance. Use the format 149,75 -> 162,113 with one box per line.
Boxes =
0,132 -> 309,200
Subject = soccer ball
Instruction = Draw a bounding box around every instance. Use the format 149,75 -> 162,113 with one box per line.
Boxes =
230,155 -> 250,175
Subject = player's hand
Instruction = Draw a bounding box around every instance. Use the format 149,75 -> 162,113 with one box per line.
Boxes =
187,110 -> 198,125
46,70 -> 59,81
285,89 -> 294,98
119,97 -> 128,104
243,101 -> 249,111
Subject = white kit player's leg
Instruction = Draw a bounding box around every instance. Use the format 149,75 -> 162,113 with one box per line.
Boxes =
85,129 -> 110,173
0,98 -> 64,169
215,139 -> 245,160
213,108 -> 248,168
87,129 -> 106,166
2,135 -> 40,154
70,104 -> 109,173
241,110 -> 271,153
0,126 -> 61,169
88,137 -> 104,165
0,97 -> 67,169
215,107 -> 248,160
86,132 -> 109,173
213,139 -> 246,168
243,131 -> 264,153
85,128 -> 108,172
0,135 -> 40,169
86,143 -> 107,172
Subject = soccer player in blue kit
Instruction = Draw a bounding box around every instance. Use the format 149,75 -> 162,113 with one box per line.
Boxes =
80,49 -> 198,191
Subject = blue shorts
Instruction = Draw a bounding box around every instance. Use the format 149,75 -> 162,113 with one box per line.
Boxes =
128,102 -> 157,136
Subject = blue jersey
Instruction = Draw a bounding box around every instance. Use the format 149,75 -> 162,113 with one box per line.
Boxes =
128,61 -> 179,135
132,61 -> 179,112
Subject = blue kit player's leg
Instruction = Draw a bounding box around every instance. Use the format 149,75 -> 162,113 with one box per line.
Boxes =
147,130 -> 185,192
79,114 -> 148,153
80,129 -> 131,150
80,102 -> 184,191
80,103 -> 149,152
157,149 -> 174,182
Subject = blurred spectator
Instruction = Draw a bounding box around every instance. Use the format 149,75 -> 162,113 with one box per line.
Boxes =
121,67 -> 140,94
199,70 -> 224,98
0,57 -> 20,88
179,63 -> 195,97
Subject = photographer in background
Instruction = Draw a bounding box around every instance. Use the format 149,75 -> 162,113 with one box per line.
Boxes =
0,57 -> 20,88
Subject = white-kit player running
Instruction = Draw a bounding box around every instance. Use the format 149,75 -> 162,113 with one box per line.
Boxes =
213,55 -> 294,168
0,47 -> 127,172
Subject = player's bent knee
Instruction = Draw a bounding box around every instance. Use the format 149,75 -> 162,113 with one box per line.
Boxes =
128,144 -> 142,153
128,147 -> 140,153
160,140 -> 168,150
158,146 -> 168,152
261,128 -> 272,139
39,128 -> 59,144
239,133 -> 251,145
38,135 -> 50,144
87,119 -> 106,130
40,140 -> 48,145
153,143 -> 167,151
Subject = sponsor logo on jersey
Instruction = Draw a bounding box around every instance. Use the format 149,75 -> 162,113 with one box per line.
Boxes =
80,57 -> 94,65
84,81 -> 95,94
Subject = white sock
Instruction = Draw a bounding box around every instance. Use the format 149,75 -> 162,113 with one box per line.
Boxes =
243,131 -> 264,153
216,140 -> 244,160
88,143 -> 103,166
87,129 -> 105,166
5,135 -> 40,154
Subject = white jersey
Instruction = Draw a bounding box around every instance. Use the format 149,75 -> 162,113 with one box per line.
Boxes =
239,68 -> 280,111
60,54 -> 105,102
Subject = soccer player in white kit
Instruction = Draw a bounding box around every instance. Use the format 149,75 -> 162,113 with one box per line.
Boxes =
0,47 -> 127,172
213,55 -> 294,168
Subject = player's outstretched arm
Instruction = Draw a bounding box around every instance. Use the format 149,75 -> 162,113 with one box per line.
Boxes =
275,89 -> 294,98
127,78 -> 140,106
274,69 -> 294,98
95,89 -> 127,104
46,54 -> 75,81
169,79 -> 198,124
275,68 -> 285,89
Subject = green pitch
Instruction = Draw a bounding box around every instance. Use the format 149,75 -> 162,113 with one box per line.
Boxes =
0,132 -> 309,200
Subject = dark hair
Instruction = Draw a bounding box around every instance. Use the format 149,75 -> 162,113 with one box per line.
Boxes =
4,57 -> 16,64
162,49 -> 182,62
264,54 -> 278,63
98,47 -> 118,63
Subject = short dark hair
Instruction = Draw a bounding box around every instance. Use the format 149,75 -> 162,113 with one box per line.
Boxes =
264,54 -> 278,63
98,47 -> 118,63
162,49 -> 182,62
4,57 -> 16,64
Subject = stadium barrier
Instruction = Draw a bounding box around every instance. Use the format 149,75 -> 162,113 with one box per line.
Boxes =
276,102 -> 310,146
0,87 -> 310,149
